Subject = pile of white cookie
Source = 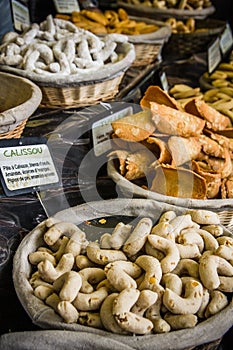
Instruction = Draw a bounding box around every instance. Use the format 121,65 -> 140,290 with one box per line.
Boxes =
28,208 -> 233,335
0,15 -> 131,79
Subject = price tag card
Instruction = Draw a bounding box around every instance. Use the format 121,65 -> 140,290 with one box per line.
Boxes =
11,0 -> 30,31
53,0 -> 80,13
220,23 -> 233,56
0,138 -> 60,196
208,37 -> 222,74
92,104 -> 134,157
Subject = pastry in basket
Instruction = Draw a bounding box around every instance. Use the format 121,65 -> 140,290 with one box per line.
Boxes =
150,164 -> 207,199
108,148 -> 155,180
150,102 -> 205,137
185,98 -> 232,131
143,135 -> 172,165
140,85 -> 183,110
111,109 -> 155,142
167,135 -> 201,166
221,176 -> 233,198
191,160 -> 222,199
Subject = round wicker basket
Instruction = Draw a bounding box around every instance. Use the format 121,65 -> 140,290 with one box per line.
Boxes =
0,71 -> 42,138
12,198 -> 233,350
0,42 -> 135,109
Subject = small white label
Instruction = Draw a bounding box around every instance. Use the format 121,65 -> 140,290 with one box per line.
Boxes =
160,71 -> 169,92
208,37 -> 222,74
53,0 -> 80,13
220,23 -> 233,55
92,106 -> 133,156
11,0 -> 30,31
0,144 -> 59,192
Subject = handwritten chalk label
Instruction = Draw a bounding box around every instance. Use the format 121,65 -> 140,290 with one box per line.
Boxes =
53,0 -> 80,13
208,37 -> 222,74
0,144 -> 59,194
220,23 -> 233,55
11,0 -> 30,31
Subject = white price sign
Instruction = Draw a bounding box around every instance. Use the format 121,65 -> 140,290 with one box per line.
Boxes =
0,143 -> 59,194
208,37 -> 222,74
53,0 -> 80,13
220,23 -> 233,55
11,0 -> 30,31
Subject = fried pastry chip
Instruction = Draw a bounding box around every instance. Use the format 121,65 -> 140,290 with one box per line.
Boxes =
140,85 -> 183,110
221,176 -> 233,198
150,102 -> 205,137
108,149 -> 129,176
111,109 -> 155,142
109,148 -> 155,181
198,135 -> 225,158
185,98 -> 232,131
168,136 -> 201,166
150,164 -> 207,199
143,135 -> 172,165
192,160 -> 221,199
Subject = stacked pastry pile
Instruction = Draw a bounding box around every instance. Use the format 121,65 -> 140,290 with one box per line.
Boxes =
0,14 -> 135,84
109,86 -> 233,200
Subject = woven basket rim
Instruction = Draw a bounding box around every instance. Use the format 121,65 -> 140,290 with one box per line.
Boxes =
0,41 -> 135,87
117,1 -> 216,19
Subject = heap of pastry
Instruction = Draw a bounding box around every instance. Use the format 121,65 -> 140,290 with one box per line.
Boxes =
122,0 -> 213,10
165,17 -> 208,34
109,85 -> 233,200
0,14 -> 131,77
56,8 -> 160,35
28,209 -> 232,333
201,61 -> 233,121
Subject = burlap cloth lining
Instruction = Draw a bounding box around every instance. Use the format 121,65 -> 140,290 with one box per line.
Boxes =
6,198 -> 233,350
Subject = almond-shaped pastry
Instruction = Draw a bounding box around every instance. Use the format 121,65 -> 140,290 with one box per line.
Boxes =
140,85 -> 183,110
185,98 -> 232,131
150,164 -> 207,199
111,109 -> 155,142
192,160 -> 222,199
168,136 -> 201,166
150,102 -> 205,137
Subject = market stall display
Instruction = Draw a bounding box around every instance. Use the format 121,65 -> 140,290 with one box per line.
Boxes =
107,85 -> 233,209
12,198 -> 233,349
0,15 -> 135,108
0,71 -> 42,138
117,0 -> 215,20
200,59 -> 233,121
56,8 -> 171,67
162,17 -> 226,59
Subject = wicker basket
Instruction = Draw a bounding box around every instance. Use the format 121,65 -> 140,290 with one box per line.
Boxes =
0,41 -> 135,109
162,18 -> 226,59
117,1 -> 216,20
123,17 -> 171,66
0,71 -> 42,138
12,198 -> 232,350
0,118 -> 28,139
38,71 -> 125,109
